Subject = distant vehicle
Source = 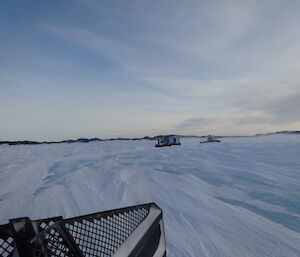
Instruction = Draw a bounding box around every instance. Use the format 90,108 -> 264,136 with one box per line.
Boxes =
155,136 -> 181,147
200,136 -> 221,144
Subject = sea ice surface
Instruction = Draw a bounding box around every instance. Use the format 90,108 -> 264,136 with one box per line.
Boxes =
0,134 -> 300,256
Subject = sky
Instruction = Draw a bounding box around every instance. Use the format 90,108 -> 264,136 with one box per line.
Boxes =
1,0 -> 300,140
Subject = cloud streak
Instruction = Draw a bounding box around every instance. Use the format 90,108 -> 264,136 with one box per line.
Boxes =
1,0 -> 300,139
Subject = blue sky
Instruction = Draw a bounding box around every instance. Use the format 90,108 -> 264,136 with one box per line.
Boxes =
1,0 -> 300,140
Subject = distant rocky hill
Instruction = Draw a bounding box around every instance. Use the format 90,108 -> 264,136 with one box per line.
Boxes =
0,131 -> 299,146
255,131 -> 300,136
0,135 -> 203,145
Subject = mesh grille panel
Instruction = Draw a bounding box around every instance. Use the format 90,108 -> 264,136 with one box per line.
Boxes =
64,207 -> 149,257
39,221 -> 55,232
32,216 -> 62,234
0,233 -> 14,257
31,227 -> 75,257
1,203 -> 163,257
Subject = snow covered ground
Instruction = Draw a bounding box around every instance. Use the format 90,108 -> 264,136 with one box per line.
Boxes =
0,134 -> 300,257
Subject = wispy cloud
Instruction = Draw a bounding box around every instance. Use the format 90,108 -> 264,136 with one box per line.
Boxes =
175,89 -> 300,135
45,26 -> 139,71
176,117 -> 214,130
143,77 -> 251,98
1,0 -> 300,139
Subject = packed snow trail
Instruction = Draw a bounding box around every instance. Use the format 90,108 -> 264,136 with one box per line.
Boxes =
0,134 -> 300,256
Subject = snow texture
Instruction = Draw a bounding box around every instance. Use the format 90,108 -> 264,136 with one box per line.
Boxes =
0,134 -> 300,257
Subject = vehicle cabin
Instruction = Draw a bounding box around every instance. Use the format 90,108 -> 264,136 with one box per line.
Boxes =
155,136 -> 181,147
200,136 -> 221,144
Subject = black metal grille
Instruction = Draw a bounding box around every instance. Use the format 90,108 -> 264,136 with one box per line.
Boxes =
39,221 -> 55,231
31,226 -> 76,257
64,207 -> 149,257
0,203 -> 165,257
45,228 -> 71,257
31,216 -> 63,234
0,231 -> 15,257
